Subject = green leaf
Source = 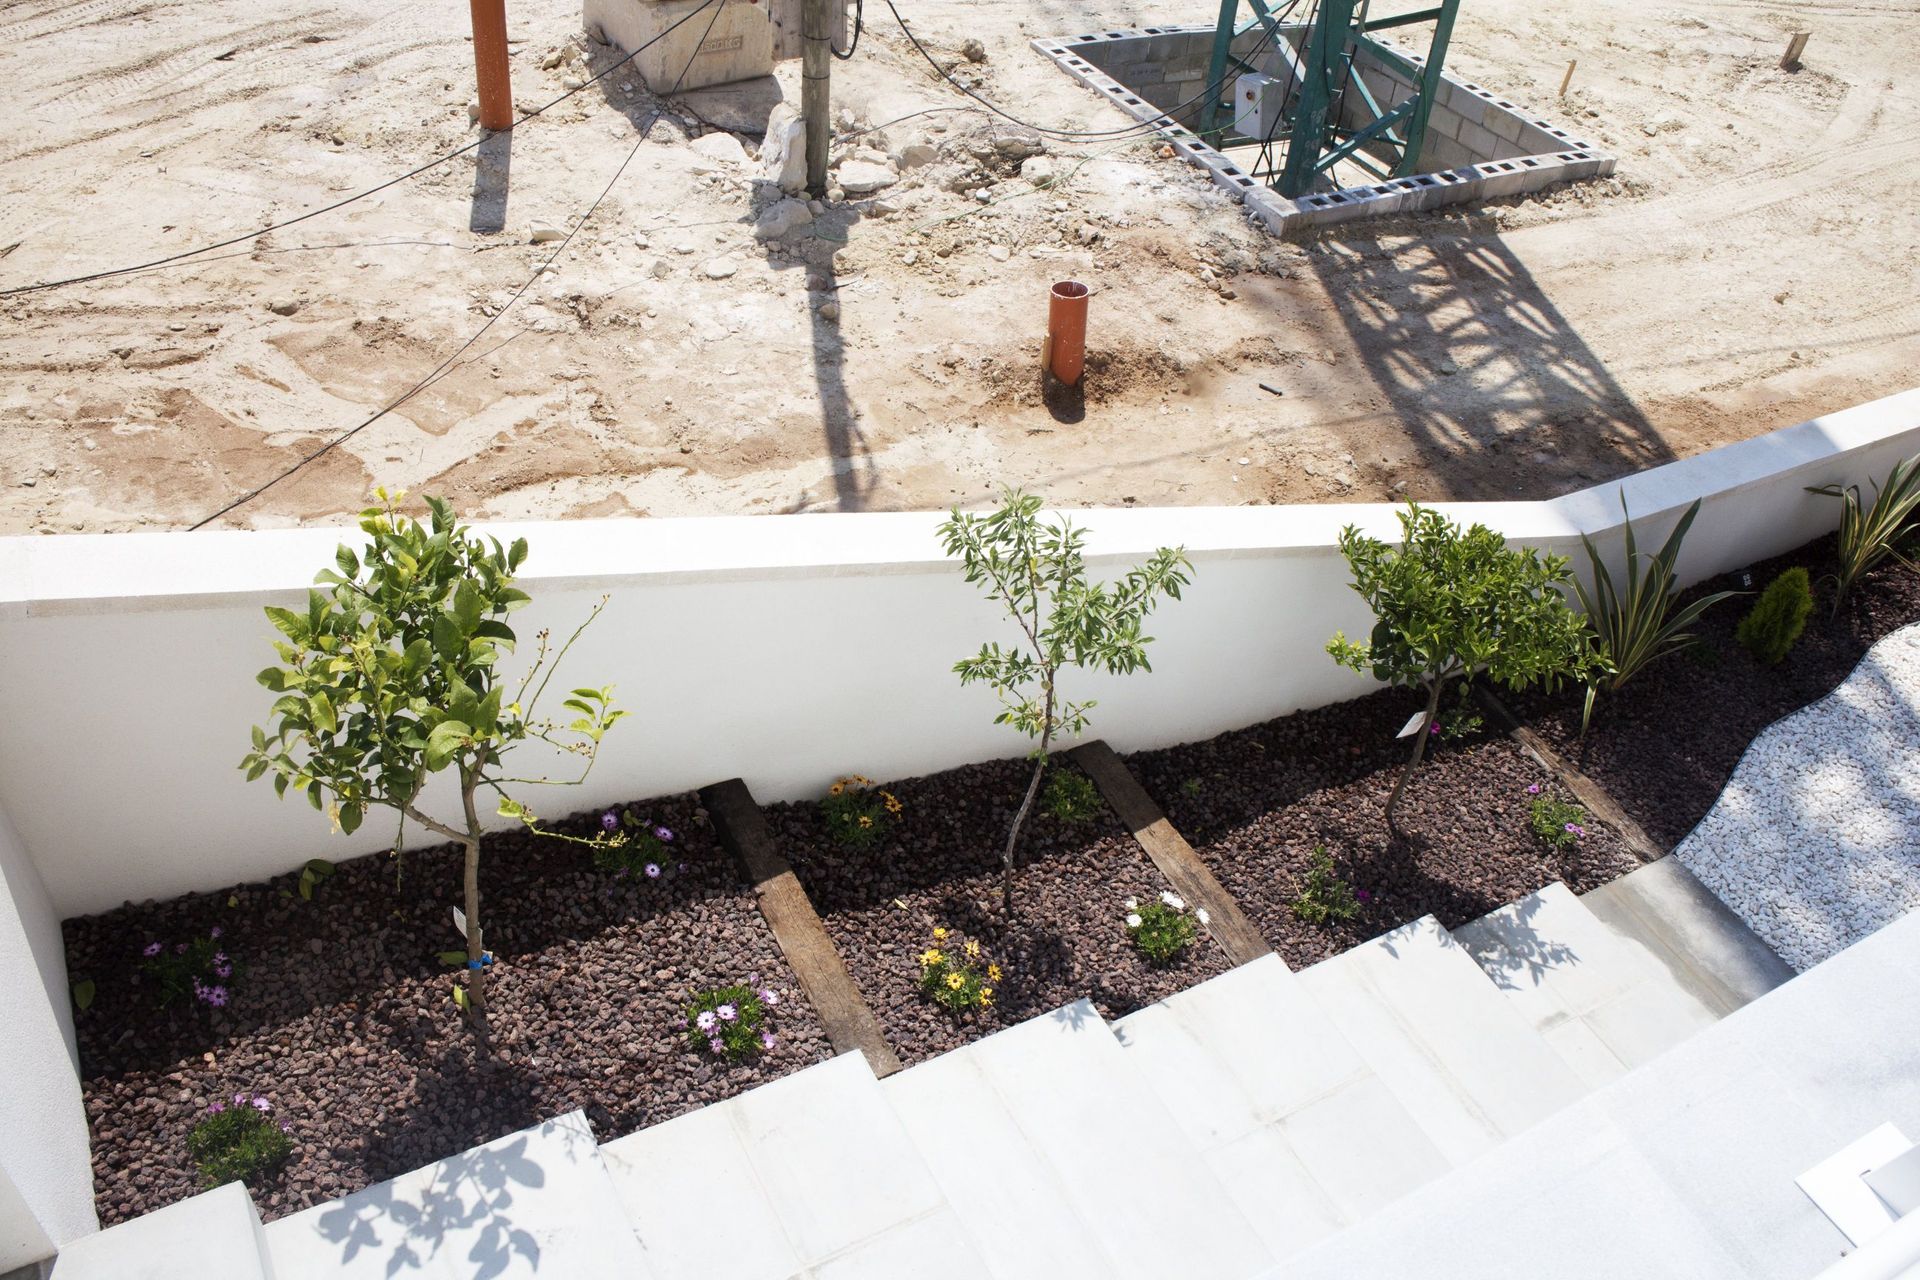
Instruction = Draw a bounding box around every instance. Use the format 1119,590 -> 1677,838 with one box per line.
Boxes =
335,545 -> 360,579
438,950 -> 470,967
432,613 -> 461,662
71,979 -> 95,1011
425,720 -> 471,770
309,691 -> 337,735
339,801 -> 362,835
298,871 -> 315,901
264,606 -> 308,644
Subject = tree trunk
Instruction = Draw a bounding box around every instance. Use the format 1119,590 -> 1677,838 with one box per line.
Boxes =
460,769 -> 488,1030
1002,742 -> 1050,915
1384,676 -> 1447,837
462,836 -> 486,1023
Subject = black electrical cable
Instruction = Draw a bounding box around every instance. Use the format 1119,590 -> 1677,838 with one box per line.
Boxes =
831,0 -> 862,60
2,0 -> 725,299
188,2 -> 725,530
878,0 -> 1289,143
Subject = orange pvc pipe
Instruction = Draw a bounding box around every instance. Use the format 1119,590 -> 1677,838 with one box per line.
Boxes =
469,0 -> 514,131
1046,280 -> 1089,386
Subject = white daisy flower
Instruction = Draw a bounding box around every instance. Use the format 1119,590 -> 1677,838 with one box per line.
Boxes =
1195,907 -> 1210,926
1125,913 -> 1143,929
1160,891 -> 1185,911
1124,896 -> 1138,911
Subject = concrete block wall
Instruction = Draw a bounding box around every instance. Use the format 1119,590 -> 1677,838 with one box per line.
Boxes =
1033,26 -> 1614,233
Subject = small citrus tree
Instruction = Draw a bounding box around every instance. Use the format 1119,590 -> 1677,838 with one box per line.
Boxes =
241,492 -> 623,1025
940,489 -> 1191,912
1328,503 -> 1591,833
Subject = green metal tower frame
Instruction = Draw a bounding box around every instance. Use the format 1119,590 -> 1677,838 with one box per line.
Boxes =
1198,0 -> 1461,198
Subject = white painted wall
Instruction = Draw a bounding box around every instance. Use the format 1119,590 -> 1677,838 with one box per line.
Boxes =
0,798 -> 97,1265
0,387 -> 1915,921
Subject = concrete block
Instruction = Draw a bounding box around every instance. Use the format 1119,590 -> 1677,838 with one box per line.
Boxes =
50,1183 -> 268,1280
587,0 -> 774,93
1455,119 -> 1502,161
1485,109 -> 1527,144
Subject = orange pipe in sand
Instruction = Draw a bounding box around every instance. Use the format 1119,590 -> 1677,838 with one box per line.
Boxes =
469,0 -> 514,131
1046,280 -> 1089,386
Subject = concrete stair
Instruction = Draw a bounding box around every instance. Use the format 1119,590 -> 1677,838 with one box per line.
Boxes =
1455,880 -> 1719,1087
1297,913 -> 1589,1165
600,1049 -> 981,1280
52,881 -> 1746,1280
264,1109 -> 646,1279
47,1183 -> 270,1280
884,997 -> 1274,1280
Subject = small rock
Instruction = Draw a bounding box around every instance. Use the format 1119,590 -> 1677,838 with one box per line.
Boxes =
817,300 -> 840,321
1020,156 -> 1056,185
754,197 -> 814,242
993,132 -> 1045,160
961,37 -> 987,62
988,245 -> 1010,262
760,104 -> 808,194
649,259 -> 671,279
894,141 -> 938,170
540,47 -> 565,69
266,298 -> 300,316
1437,359 -> 1460,375
467,100 -> 482,122
703,258 -> 738,279
834,160 -> 896,194
689,131 -> 749,166
560,75 -> 585,90
530,224 -> 566,243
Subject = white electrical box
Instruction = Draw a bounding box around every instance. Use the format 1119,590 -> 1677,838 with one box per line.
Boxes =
1234,72 -> 1285,141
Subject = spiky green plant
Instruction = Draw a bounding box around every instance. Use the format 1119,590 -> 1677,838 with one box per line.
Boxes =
1574,496 -> 1740,734
1807,452 -> 1920,615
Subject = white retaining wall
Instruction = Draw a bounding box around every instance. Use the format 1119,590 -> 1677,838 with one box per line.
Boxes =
0,798 -> 96,1265
1,387 -> 1916,922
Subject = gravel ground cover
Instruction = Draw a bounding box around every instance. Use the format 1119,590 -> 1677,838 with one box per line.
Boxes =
1126,690 -> 1641,971
768,758 -> 1234,1068
1514,534 -> 1920,850
64,793 -> 830,1227
1676,623 -> 1920,971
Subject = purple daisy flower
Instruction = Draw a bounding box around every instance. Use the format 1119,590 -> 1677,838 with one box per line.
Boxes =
215,963 -> 233,979
1356,889 -> 1373,903
760,989 -> 779,1006
761,1032 -> 777,1050
143,942 -> 163,958
209,926 -> 222,940
208,1101 -> 226,1114
251,1097 -> 271,1112
717,1004 -> 737,1022
707,1036 -> 724,1055
696,1010 -> 718,1031
644,864 -> 661,879
655,826 -> 674,843
206,987 -> 229,1007
1526,783 -> 1542,795
601,811 -> 619,832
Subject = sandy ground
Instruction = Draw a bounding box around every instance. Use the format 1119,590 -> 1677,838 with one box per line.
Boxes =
0,0 -> 1914,531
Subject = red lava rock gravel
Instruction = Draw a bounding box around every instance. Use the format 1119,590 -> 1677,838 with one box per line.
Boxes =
768,757 -> 1234,1069
1513,532 -> 1920,850
1127,690 -> 1641,971
63,793 -> 831,1227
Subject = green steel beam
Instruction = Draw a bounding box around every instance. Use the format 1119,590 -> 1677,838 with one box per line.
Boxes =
1362,5 -> 1444,30
1198,0 -> 1242,138
1354,34 -> 1417,77
1315,98 -> 1412,172
1392,0 -> 1460,175
1276,0 -> 1357,196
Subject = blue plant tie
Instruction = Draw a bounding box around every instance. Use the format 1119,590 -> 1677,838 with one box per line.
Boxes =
466,954 -> 495,970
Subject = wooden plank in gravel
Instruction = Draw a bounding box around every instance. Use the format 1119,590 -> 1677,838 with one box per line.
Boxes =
701,778 -> 904,1077
1474,688 -> 1666,865
1069,740 -> 1274,968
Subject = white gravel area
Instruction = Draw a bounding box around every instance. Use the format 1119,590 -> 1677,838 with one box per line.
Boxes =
1676,622 -> 1920,972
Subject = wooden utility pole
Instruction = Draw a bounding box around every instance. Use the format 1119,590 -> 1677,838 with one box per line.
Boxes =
802,0 -> 831,194
470,0 -> 514,130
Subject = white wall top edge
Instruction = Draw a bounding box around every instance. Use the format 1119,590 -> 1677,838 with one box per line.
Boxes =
2,386 -> 1916,616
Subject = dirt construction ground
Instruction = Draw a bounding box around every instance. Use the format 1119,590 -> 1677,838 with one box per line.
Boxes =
0,0 -> 1915,531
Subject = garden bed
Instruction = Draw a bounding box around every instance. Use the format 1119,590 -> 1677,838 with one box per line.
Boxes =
1512,532 -> 1920,850
767,758 -> 1234,1068
64,793 -> 831,1227
1126,691 -> 1642,971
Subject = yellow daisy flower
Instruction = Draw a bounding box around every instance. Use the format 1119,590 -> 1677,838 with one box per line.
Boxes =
987,964 -> 1002,982
829,782 -> 845,796
858,815 -> 873,829
920,949 -> 944,966
964,940 -> 981,958
946,973 -> 965,990
932,927 -> 948,940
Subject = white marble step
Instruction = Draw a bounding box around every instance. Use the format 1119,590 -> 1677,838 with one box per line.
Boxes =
888,998 -> 1274,1280
49,1183 -> 270,1280
1298,915 -> 1587,1165
600,1050 -> 984,1280
1111,955 -> 1450,1259
1455,881 -> 1720,1087
264,1109 -> 646,1280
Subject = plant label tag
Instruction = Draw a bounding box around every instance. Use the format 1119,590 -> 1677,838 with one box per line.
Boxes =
1396,710 -> 1428,739
451,907 -> 482,949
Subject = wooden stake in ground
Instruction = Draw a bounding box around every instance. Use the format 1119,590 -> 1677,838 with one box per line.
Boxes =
1559,59 -> 1577,97
802,0 -> 831,194
1780,31 -> 1811,71
468,0 -> 514,130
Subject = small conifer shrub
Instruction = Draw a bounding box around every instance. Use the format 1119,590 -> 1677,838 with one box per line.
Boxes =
1734,567 -> 1813,666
